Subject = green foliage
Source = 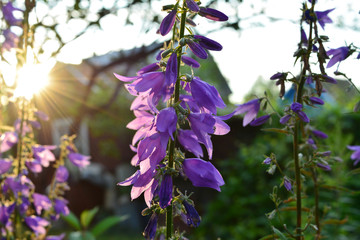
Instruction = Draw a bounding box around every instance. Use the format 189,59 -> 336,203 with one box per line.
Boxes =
192,105 -> 360,239
62,207 -> 128,240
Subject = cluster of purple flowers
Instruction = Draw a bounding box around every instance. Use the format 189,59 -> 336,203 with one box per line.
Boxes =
0,108 -> 90,239
1,2 -> 22,52
116,0 -> 230,238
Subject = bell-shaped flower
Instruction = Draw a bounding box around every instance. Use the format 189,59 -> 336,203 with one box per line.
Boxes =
137,63 -> 160,75
25,159 -> 42,173
280,114 -> 291,125
182,158 -> 225,191
193,35 -> 222,51
311,129 -> 328,139
33,193 -> 52,215
159,174 -> 173,209
186,0 -> 200,12
284,177 -> 292,192
54,199 -> 70,217
155,107 -> 177,140
326,46 -> 350,68
165,52 -> 178,86
199,7 -> 228,21
2,29 -> 19,51
347,145 -> 360,165
291,102 -> 309,123
317,163 -> 331,171
187,113 -> 215,159
187,40 -> 208,59
159,9 -> 177,36
234,99 -> 260,126
2,2 -> 23,26
0,131 -> 18,153
249,115 -> 270,126
0,203 -> 15,225
55,166 -> 69,183
0,159 -> 12,175
143,213 -> 158,240
182,200 -> 200,227
34,110 -> 49,121
68,153 -> 91,168
316,8 -> 335,30
309,96 -> 324,105
25,216 -> 49,236
33,145 -> 56,167
190,77 -> 226,114
178,130 -> 203,158
181,55 -> 200,68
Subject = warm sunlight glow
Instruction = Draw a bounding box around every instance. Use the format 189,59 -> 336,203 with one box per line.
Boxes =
14,62 -> 54,100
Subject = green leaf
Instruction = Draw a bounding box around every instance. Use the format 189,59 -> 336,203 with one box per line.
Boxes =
62,211 -> 81,231
68,231 -> 96,240
80,207 -> 99,229
262,128 -> 292,135
91,215 -> 128,237
349,167 -> 360,175
272,227 -> 289,240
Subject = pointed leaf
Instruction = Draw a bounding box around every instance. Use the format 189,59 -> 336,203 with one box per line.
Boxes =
272,227 -> 289,240
322,218 -> 348,225
91,215 -> 128,237
80,207 -> 99,228
262,128 -> 292,135
62,211 -> 81,231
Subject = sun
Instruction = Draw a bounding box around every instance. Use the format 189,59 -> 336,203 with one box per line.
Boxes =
13,61 -> 54,100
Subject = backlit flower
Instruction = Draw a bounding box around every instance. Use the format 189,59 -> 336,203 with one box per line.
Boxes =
234,99 -> 260,126
326,46 -> 350,68
160,9 -> 177,36
347,145 -> 360,165
182,158 -> 224,191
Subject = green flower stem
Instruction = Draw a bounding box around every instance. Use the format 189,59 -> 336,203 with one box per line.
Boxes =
166,2 -> 187,239
311,168 -> 321,239
293,2 -> 316,239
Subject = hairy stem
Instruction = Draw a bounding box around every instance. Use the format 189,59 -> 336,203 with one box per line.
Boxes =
166,2 -> 187,239
311,168 -> 321,239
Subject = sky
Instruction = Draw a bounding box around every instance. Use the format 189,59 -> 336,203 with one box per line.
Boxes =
48,0 -> 360,104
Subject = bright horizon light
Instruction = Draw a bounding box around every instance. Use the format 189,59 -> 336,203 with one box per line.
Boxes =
13,61 -> 54,100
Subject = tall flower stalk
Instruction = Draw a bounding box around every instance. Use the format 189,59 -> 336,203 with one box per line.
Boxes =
116,0 -> 229,239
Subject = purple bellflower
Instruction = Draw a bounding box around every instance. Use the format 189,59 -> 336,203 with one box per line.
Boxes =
182,200 -> 200,227
144,213 -> 158,240
33,193 -> 52,215
291,102 -> 309,123
159,174 -> 173,209
54,198 -> 70,217
186,0 -> 200,12
317,163 -> 331,171
25,216 -> 49,236
33,145 -> 56,167
249,115 -> 270,126
187,113 -> 215,159
187,40 -> 208,59
347,145 -> 360,165
68,153 -> 91,168
177,130 -> 203,158
2,2 -> 23,26
190,77 -> 226,114
181,55 -> 200,68
234,99 -> 260,126
155,107 -> 177,140
0,131 -> 18,153
165,52 -> 178,86
263,157 -> 272,165
311,129 -> 328,139
55,166 -> 69,183
280,114 -> 292,125
284,177 -> 292,192
160,9 -> 177,36
0,203 -> 15,225
0,159 -> 12,175
2,29 -> 19,52
182,158 -> 224,191
326,46 -> 350,68
309,96 -> 324,105
199,7 -> 228,21
316,8 -> 335,30
193,35 -> 223,51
